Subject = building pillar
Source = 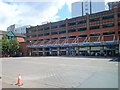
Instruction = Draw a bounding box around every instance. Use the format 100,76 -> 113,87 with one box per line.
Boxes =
29,49 -> 31,56
57,48 -> 60,56
76,47 -> 79,56
29,48 -> 32,56
37,48 -> 39,56
88,47 -> 91,55
78,47 -> 80,56
49,48 -> 52,56
43,48 -> 45,56
66,47 -> 69,56
119,44 -> 120,55
100,46 -> 104,56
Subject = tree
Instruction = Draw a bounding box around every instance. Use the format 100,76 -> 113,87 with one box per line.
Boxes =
9,39 -> 20,56
0,38 -> 2,57
2,35 -> 20,57
2,35 -> 10,56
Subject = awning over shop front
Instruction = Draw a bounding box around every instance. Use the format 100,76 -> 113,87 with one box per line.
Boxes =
71,43 -> 78,46
54,44 -> 61,47
32,45 -> 38,48
83,43 -> 90,46
39,45 -> 44,47
64,44 -> 69,47
93,42 -> 101,45
46,45 -> 52,47
106,41 -> 115,45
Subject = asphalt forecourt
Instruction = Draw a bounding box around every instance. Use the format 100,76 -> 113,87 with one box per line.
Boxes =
2,57 -> 118,88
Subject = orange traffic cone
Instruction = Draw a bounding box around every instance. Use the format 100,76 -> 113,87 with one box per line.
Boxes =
16,73 -> 23,86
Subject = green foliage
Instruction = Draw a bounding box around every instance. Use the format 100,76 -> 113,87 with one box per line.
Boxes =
2,35 -> 20,56
9,39 -> 20,53
2,35 -> 10,53
0,38 -> 2,56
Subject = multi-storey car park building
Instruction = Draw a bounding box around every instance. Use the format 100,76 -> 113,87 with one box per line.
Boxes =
26,3 -> 120,57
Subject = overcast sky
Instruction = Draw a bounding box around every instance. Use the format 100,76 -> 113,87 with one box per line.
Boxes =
0,0 -> 119,30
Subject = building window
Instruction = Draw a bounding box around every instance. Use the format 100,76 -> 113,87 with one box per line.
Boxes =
44,38 -> 50,41
90,25 -> 100,30
68,29 -> 76,33
38,28 -> 44,31
102,14 -> 114,20
51,32 -> 58,35
33,40 -> 37,41
44,32 -> 50,36
118,22 -> 120,26
90,33 -> 100,37
89,17 -> 100,22
38,34 -> 43,37
60,37 -> 66,40
31,29 -> 36,32
52,37 -> 58,40
102,23 -> 114,28
118,13 -> 120,17
44,27 -> 50,30
118,8 -> 120,12
77,20 -> 86,24
51,25 -> 58,29
103,32 -> 115,36
27,31 -> 31,33
27,35 -> 30,38
59,24 -> 66,28
68,36 -> 76,39
39,39 -> 43,41
31,34 -> 37,37
118,31 -> 120,35
68,22 -> 76,26
59,30 -> 66,34
78,34 -> 87,38
78,27 -> 87,31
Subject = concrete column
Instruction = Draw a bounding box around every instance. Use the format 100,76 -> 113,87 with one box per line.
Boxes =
37,48 -> 39,56
77,47 -> 80,56
43,48 -> 45,56
57,48 -> 60,56
66,47 -> 69,56
100,46 -> 104,56
88,47 -> 91,55
49,48 -> 52,55
30,48 -> 32,56
119,44 -> 120,55
29,50 -> 31,56
75,47 -> 79,56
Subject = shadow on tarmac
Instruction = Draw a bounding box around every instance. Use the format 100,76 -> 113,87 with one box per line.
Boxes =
109,57 -> 120,62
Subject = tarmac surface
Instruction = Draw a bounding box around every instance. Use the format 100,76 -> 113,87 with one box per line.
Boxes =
1,56 -> 119,88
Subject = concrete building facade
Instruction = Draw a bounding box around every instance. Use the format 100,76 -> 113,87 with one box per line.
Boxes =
26,4 -> 120,57
72,0 -> 105,17
7,24 -> 19,32
14,25 -> 31,34
7,24 -> 31,34
108,1 -> 120,10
